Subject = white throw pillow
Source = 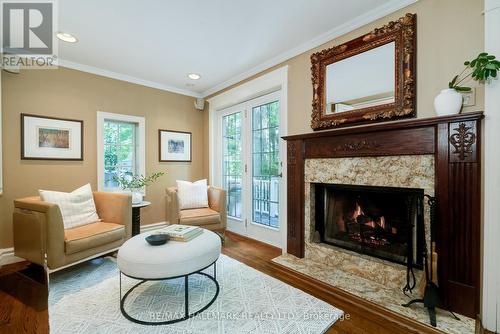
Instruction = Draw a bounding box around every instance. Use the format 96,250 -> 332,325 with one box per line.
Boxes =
39,183 -> 100,230
176,179 -> 209,210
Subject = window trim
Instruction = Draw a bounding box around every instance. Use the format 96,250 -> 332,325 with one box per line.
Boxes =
97,111 -> 145,193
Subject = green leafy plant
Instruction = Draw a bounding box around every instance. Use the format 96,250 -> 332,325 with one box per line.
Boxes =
113,171 -> 165,190
449,52 -> 500,92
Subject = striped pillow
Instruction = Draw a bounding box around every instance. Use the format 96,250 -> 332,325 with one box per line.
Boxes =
39,184 -> 100,230
176,179 -> 209,210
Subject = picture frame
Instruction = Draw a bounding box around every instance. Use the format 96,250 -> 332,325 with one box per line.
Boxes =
158,129 -> 192,162
21,113 -> 84,160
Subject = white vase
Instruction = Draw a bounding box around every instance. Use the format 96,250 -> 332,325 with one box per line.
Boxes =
131,190 -> 143,204
434,88 -> 463,116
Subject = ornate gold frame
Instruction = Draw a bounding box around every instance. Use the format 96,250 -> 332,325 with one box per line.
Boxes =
311,13 -> 417,130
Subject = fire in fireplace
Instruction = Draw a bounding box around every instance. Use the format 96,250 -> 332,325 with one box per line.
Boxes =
314,183 -> 425,268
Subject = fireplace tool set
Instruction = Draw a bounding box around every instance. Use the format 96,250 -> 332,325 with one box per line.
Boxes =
402,195 -> 460,327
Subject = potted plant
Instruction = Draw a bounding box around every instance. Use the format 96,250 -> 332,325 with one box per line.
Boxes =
435,52 -> 499,116
113,171 -> 165,204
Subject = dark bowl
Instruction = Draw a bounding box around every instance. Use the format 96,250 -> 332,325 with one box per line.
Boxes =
145,234 -> 169,246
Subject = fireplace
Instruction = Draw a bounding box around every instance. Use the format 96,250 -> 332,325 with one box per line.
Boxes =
313,183 -> 425,268
284,112 -> 483,317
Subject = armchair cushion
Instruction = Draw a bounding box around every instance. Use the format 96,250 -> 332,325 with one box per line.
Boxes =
166,185 -> 226,232
179,208 -> 220,226
39,183 -> 100,229
64,221 -> 125,255
176,179 -> 209,210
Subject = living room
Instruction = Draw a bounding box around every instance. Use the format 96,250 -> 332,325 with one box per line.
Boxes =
0,0 -> 499,333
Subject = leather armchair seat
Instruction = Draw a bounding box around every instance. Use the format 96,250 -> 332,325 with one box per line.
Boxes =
13,191 -> 132,271
64,222 -> 125,255
179,208 -> 221,225
166,186 -> 227,237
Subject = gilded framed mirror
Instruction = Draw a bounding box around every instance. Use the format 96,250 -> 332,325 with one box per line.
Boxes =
311,13 -> 416,130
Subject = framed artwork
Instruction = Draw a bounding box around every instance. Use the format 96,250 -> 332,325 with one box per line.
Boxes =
159,129 -> 192,162
21,114 -> 84,160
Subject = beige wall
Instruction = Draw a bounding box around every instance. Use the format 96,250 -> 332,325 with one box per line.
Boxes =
0,67 -> 206,248
208,0 -> 484,136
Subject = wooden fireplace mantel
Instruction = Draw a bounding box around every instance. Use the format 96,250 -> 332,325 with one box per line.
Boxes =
282,111 -> 483,318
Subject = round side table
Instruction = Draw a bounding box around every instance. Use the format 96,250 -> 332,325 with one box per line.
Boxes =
131,201 -> 151,236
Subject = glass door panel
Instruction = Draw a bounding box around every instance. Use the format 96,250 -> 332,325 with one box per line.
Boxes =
222,112 -> 242,219
252,100 -> 280,228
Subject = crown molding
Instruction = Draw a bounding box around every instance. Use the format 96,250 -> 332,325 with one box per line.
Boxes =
200,0 -> 417,98
57,59 -> 203,98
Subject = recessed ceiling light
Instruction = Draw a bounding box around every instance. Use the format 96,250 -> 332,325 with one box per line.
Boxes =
188,73 -> 201,80
56,32 -> 78,43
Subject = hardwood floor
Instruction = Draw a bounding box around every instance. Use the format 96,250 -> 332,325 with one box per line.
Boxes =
0,232 -> 484,333
0,262 -> 48,334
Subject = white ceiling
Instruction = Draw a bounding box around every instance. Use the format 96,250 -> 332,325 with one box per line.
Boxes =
57,0 -> 415,97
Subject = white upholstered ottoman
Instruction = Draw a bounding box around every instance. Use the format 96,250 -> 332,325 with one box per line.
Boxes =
117,229 -> 221,325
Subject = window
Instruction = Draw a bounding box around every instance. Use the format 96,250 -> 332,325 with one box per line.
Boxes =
104,120 -> 136,189
97,112 -> 145,192
252,100 -> 280,228
222,112 -> 242,218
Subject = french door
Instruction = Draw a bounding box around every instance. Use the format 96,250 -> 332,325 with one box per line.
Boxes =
219,91 -> 284,247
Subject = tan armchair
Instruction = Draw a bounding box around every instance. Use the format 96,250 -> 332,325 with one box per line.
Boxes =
166,186 -> 227,238
13,191 -> 132,272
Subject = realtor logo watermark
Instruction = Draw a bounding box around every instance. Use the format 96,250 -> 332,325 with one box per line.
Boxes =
1,0 -> 58,70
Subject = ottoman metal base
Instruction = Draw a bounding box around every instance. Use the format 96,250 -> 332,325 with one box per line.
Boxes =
119,261 -> 219,325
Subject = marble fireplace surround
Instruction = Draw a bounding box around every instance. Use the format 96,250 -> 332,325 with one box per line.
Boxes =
282,112 -> 483,319
273,152 -> 478,333
303,155 -> 434,290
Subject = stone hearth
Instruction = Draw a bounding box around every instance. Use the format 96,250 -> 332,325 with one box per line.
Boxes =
272,254 -> 475,334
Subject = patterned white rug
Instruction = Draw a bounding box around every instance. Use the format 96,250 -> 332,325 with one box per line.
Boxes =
49,254 -> 343,334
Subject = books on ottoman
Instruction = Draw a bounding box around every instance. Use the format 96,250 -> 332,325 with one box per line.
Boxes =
159,224 -> 203,242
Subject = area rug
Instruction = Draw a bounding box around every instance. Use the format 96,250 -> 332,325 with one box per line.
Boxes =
49,254 -> 344,333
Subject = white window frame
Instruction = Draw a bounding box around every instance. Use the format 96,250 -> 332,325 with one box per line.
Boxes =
208,66 -> 288,251
97,111 -> 145,193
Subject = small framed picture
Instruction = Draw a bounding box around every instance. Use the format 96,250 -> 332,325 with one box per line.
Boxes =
21,114 -> 83,160
159,129 -> 192,162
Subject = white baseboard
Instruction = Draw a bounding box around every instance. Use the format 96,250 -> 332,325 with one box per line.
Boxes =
0,222 -> 169,269
0,247 -> 24,267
